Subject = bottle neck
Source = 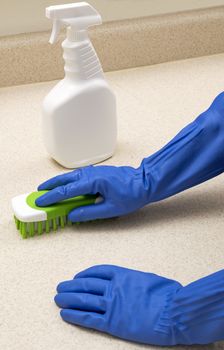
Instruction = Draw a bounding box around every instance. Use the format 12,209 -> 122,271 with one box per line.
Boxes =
67,28 -> 88,42
62,28 -> 104,81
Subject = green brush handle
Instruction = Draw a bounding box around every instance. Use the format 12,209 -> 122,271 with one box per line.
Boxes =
27,191 -> 98,220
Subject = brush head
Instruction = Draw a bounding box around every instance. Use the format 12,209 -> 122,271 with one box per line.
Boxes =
12,191 -> 97,238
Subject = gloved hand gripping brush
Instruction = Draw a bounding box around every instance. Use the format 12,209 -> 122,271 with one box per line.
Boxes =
36,92 -> 224,222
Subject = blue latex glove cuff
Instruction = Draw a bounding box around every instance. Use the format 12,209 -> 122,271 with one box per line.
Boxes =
159,269 -> 224,345
140,91 -> 224,203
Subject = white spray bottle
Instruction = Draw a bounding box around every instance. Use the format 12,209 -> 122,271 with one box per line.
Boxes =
42,2 -> 117,168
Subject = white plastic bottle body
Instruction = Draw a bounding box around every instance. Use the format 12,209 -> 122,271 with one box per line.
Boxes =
43,3 -> 117,168
42,77 -> 117,168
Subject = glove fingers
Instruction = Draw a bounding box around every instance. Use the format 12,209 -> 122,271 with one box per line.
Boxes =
55,292 -> 107,313
68,202 -> 115,222
36,181 -> 90,206
57,277 -> 109,296
38,170 -> 81,191
60,309 -> 106,332
75,264 -> 117,280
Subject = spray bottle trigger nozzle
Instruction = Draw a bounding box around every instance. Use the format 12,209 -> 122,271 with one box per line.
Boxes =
46,2 -> 102,44
49,19 -> 62,44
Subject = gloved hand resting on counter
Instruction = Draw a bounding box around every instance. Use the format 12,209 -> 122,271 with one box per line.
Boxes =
36,92 -> 224,221
54,265 -> 224,346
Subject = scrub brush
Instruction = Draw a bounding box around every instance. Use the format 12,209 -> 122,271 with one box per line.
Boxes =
12,191 -> 98,238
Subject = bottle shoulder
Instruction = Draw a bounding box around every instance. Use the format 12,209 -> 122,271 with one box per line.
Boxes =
43,78 -> 116,113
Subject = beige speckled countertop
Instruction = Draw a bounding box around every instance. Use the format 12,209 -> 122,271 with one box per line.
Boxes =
1,53 -> 224,350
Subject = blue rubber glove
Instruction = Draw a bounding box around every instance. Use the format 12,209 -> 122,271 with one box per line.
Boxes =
36,165 -> 150,221
54,265 -> 224,345
36,92 -> 224,221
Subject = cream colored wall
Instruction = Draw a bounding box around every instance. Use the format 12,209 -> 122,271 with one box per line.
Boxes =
1,0 -> 224,36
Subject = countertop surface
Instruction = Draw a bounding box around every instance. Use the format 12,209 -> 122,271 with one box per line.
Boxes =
1,53 -> 224,350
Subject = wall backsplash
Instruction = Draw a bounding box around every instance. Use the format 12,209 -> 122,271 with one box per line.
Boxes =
1,0 -> 224,37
